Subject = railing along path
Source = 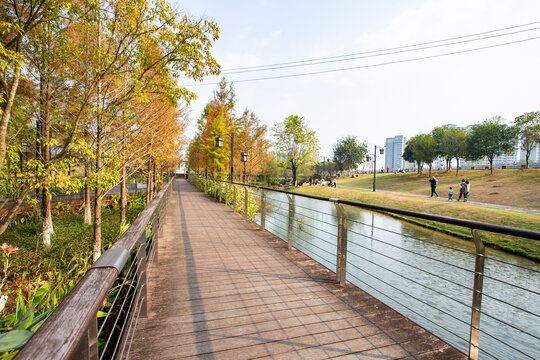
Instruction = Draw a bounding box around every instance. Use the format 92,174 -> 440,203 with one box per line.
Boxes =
15,179 -> 173,360
192,176 -> 540,360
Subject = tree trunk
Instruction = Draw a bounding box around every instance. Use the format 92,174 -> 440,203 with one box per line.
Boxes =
120,164 -> 126,223
146,160 -> 152,204
84,158 -> 92,224
40,69 -> 53,247
428,163 -> 432,177
456,158 -> 460,177
93,122 -> 102,262
291,161 -> 297,186
490,158 -> 494,175
0,190 -> 29,236
152,161 -> 156,195
93,18 -> 103,263
0,63 -> 22,169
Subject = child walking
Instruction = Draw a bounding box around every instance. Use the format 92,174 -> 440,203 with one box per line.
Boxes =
448,187 -> 454,201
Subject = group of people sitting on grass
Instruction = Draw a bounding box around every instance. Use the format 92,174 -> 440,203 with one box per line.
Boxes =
308,176 -> 336,187
430,176 -> 470,202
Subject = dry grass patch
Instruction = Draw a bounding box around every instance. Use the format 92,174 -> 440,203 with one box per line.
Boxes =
337,168 -> 540,209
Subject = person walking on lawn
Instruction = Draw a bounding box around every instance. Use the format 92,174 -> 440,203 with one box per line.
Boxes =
457,179 -> 466,201
429,176 -> 439,198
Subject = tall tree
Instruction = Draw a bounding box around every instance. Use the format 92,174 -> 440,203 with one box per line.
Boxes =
332,136 -> 368,172
193,78 -> 236,179
433,127 -> 468,176
402,134 -> 436,175
235,109 -> 271,182
0,0 -> 68,169
514,111 -> 539,169
432,127 -> 452,171
271,115 -> 319,186
467,116 -> 518,174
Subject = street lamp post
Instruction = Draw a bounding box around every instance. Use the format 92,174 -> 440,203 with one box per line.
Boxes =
241,151 -> 249,182
372,145 -> 384,192
215,133 -> 234,183
20,142 -> 30,171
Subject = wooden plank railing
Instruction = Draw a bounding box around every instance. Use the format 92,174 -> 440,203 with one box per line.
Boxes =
15,178 -> 174,360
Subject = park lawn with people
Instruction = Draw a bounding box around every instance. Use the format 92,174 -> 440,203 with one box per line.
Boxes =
292,184 -> 540,261
337,168 -> 540,210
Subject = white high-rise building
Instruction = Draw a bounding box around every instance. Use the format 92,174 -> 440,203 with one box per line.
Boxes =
385,135 -> 406,172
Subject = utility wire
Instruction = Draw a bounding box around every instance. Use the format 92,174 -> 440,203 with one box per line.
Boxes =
223,20 -> 540,72
185,36 -> 540,87
222,26 -> 540,74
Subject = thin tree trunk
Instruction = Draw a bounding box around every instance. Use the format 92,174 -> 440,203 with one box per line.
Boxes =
93,15 -> 102,263
456,158 -> 460,177
93,120 -> 102,262
120,164 -> 126,223
292,165 -> 297,186
84,158 -> 92,224
152,161 -> 156,195
0,190 -> 30,236
146,160 -> 152,204
0,63 -> 22,169
40,67 -> 53,247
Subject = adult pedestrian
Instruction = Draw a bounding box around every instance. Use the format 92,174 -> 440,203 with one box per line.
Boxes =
464,180 -> 470,202
457,179 -> 466,201
429,176 -> 439,198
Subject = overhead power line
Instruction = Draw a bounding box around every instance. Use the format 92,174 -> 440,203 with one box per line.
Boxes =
222,26 -> 540,75
184,36 -> 540,87
222,20 -> 540,72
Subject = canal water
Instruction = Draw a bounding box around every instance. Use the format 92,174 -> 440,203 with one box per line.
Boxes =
258,192 -> 539,360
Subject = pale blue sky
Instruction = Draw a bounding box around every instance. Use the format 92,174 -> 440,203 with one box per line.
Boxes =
173,0 -> 540,162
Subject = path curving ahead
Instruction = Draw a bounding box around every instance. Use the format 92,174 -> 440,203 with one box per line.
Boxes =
127,179 -> 465,359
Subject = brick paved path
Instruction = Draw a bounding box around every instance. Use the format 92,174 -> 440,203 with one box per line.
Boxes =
127,180 -> 465,359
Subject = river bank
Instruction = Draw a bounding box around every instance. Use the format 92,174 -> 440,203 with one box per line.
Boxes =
291,184 -> 540,261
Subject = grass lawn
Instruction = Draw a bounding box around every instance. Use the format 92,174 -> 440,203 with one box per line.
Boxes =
337,168 -> 540,210
292,184 -> 540,261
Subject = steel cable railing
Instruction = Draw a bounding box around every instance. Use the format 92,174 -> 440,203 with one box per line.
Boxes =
190,176 -> 540,360
347,216 -> 476,256
347,227 -> 475,275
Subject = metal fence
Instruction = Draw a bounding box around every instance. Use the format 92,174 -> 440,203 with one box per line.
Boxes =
15,179 -> 174,360
190,176 -> 540,360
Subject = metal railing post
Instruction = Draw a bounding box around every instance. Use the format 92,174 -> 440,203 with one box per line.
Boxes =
73,317 -> 98,360
219,182 -> 222,203
136,232 -> 148,318
332,201 -> 348,285
244,186 -> 249,219
225,183 -> 229,206
233,185 -> 237,212
151,213 -> 158,263
286,194 -> 294,249
260,189 -> 266,231
468,229 -> 485,360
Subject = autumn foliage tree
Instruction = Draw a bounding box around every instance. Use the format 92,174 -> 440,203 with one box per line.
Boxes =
0,0 -> 221,263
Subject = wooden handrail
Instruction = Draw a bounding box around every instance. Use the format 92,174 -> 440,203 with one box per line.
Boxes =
15,178 -> 174,360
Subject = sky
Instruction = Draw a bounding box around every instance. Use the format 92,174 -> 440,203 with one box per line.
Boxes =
172,0 -> 540,162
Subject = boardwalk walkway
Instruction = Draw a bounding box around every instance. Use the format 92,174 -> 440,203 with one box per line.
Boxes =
127,180 -> 465,359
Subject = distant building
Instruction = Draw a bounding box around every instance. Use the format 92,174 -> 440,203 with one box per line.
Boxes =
385,135 -> 406,172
